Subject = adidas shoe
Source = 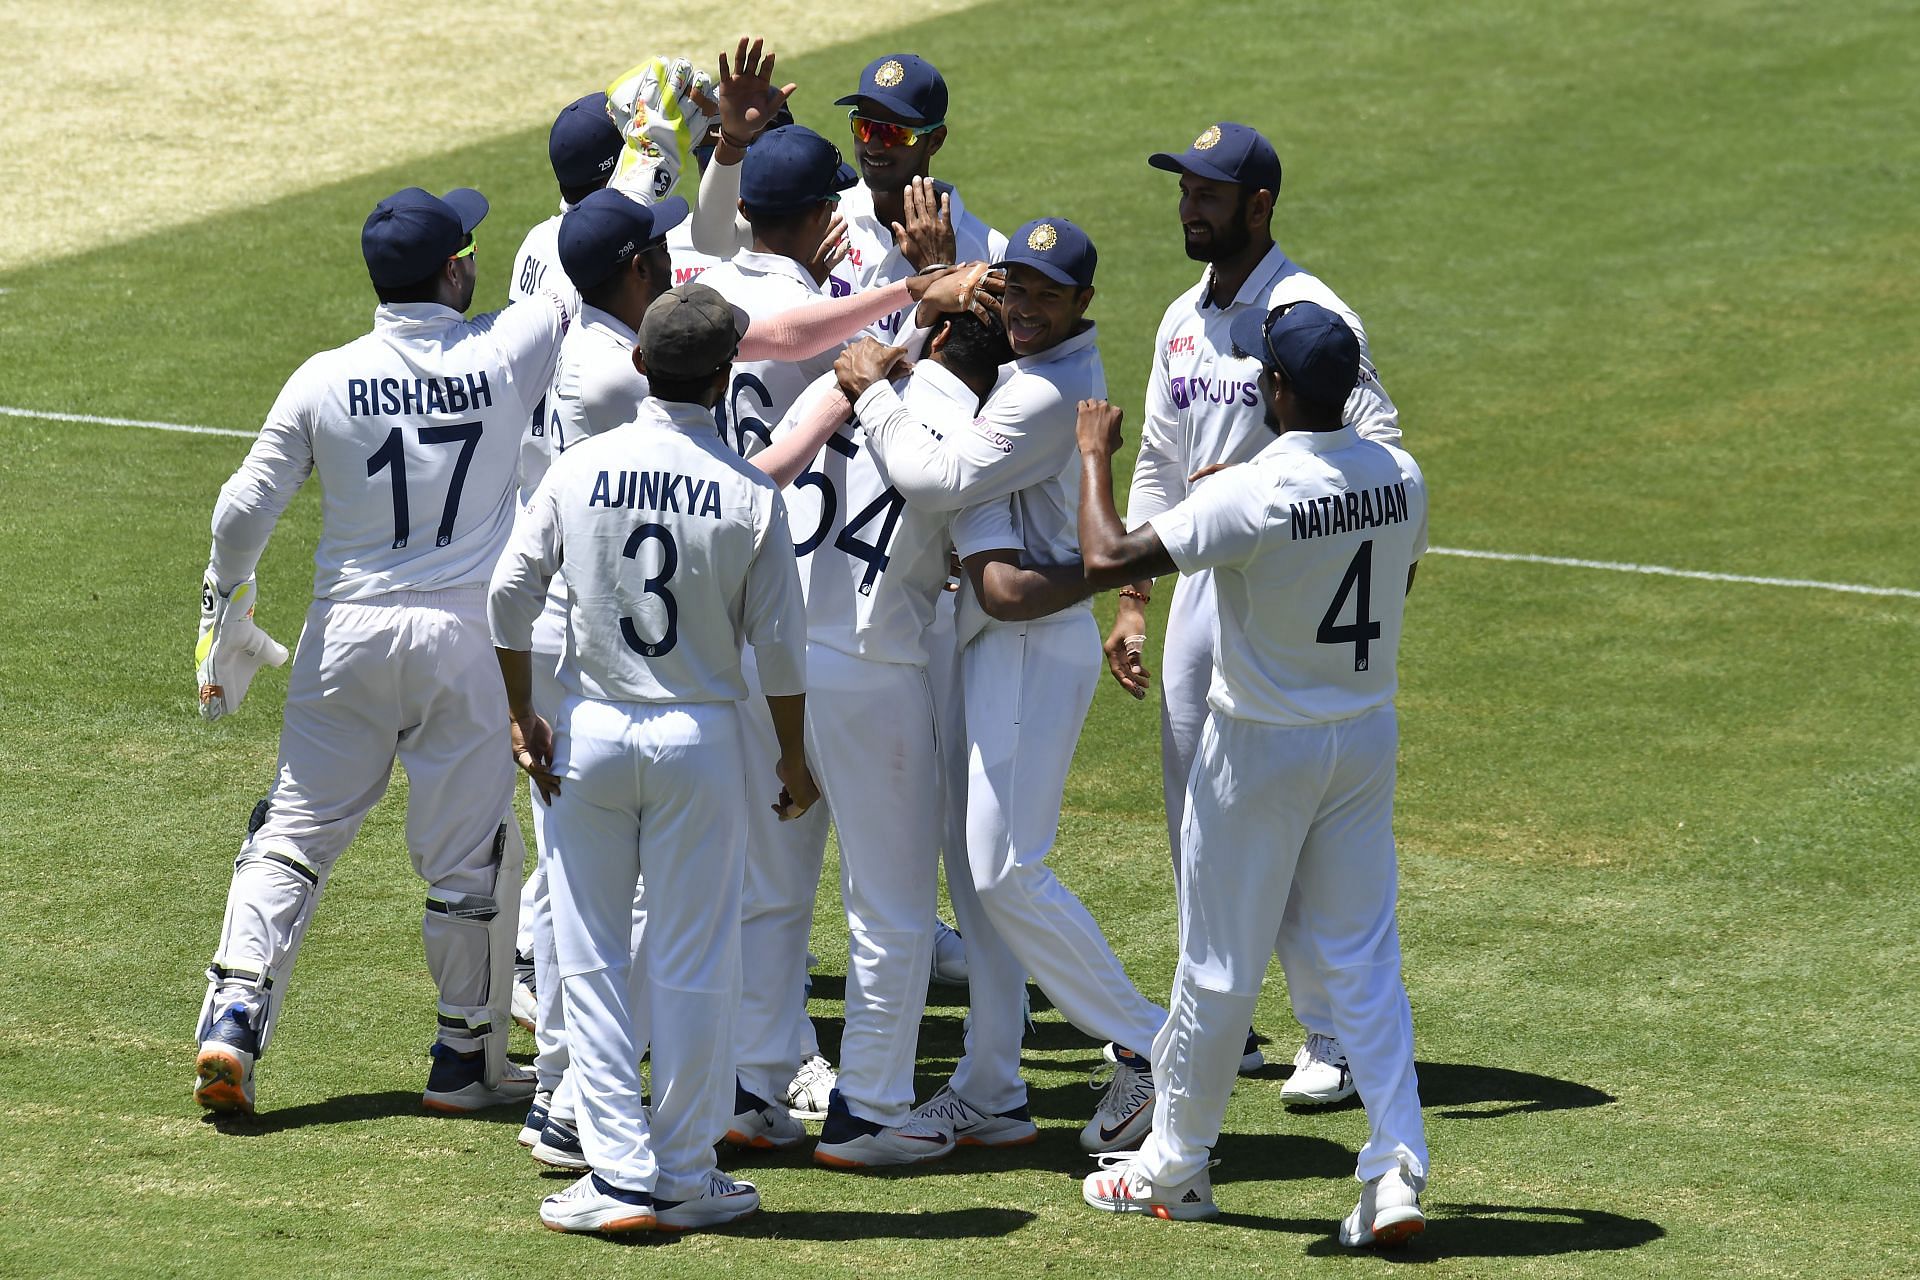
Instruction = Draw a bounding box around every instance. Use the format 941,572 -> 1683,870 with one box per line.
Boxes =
723,1082 -> 806,1150
531,1115 -> 591,1171
930,920 -> 969,986
1338,1162 -> 1426,1248
654,1170 -> 760,1231
517,1089 -> 552,1148
539,1172 -> 654,1234
785,1053 -> 837,1121
813,1091 -> 955,1168
1281,1033 -> 1355,1107
511,951 -> 537,1033
422,1043 -> 537,1114
1082,1152 -> 1219,1220
910,1084 -> 1038,1147
1081,1047 -> 1155,1153
194,1002 -> 260,1115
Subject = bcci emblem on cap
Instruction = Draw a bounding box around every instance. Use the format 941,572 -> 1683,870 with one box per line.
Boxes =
1027,223 -> 1058,252
1194,125 -> 1222,150
875,59 -> 906,87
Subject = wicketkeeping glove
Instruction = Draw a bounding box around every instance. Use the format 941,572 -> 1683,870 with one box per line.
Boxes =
604,56 -> 720,206
196,572 -> 289,722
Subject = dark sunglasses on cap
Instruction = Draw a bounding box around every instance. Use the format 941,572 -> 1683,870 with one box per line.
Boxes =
849,111 -> 944,148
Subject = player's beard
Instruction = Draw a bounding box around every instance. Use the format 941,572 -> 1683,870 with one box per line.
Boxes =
1184,192 -> 1256,264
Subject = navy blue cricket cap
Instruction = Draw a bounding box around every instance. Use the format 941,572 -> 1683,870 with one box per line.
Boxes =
1229,300 -> 1359,408
362,186 -> 489,288
558,189 -> 688,291
998,217 -> 1097,288
549,93 -> 622,189
1149,122 -> 1282,194
739,125 -> 858,215
834,53 -> 948,124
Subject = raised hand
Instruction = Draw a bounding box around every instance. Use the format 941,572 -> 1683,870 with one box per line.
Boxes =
890,176 -> 957,270
1076,398 -> 1125,457
716,36 -> 797,143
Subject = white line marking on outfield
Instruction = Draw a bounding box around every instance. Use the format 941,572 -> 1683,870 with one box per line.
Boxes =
1430,547 -> 1920,600
4,404 -> 1913,601
0,404 -> 254,439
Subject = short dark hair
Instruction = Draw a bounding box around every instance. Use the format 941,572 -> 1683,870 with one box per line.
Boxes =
373,273 -> 444,304
740,203 -> 825,235
647,369 -> 723,404
934,309 -> 1014,379
560,176 -> 611,206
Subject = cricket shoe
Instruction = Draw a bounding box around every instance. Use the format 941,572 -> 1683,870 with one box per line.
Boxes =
1281,1033 -> 1355,1107
1081,1046 -> 1155,1153
517,1090 -> 552,1148
1103,1029 -> 1263,1075
511,951 -> 537,1032
930,919 -> 969,986
531,1116 -> 591,1171
194,1002 -> 260,1115
422,1043 -> 537,1114
1082,1152 -> 1219,1220
909,1084 -> 1037,1147
785,1053 -> 837,1121
654,1170 -> 760,1231
813,1091 -> 955,1168
723,1082 -> 807,1150
1338,1161 -> 1426,1248
539,1172 -> 654,1234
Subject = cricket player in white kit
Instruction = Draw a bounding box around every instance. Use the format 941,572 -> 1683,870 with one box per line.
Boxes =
1112,123 -> 1403,1101
192,186 -> 566,1116
490,282 -> 816,1234
1075,302 -> 1428,1245
836,222 -> 1168,1155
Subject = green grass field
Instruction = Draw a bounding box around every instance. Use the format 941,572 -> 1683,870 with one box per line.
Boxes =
3,0 -> 1917,1275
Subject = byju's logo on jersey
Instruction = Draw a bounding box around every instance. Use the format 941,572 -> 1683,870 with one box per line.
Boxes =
1168,373 -> 1259,410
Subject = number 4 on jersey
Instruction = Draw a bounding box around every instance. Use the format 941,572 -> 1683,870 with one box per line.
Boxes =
1318,539 -> 1382,671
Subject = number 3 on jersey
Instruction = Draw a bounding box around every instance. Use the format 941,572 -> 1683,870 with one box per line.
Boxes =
1318,539 -> 1382,671
619,523 -> 679,656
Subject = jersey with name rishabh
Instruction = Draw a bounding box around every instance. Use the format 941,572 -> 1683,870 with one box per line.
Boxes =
1149,426 -> 1428,727
699,249 -> 857,461
217,297 -> 568,601
1128,243 -> 1399,528
489,396 -> 808,705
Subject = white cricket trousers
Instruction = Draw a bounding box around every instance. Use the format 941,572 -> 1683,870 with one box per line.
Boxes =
733,649 -> 829,1106
806,645 -> 941,1126
1161,570 -> 1334,1041
521,615 -> 570,1092
204,587 -> 515,1052
545,695 -> 743,1200
947,611 -> 1166,1114
1140,704 -> 1428,1188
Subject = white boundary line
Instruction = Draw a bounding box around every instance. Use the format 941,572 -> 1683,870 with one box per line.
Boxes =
1430,547 -> 1920,600
0,404 -> 253,439
5,402 -> 1914,601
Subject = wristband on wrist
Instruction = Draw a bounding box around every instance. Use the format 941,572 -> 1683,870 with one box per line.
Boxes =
1119,587 -> 1151,605
718,129 -> 754,150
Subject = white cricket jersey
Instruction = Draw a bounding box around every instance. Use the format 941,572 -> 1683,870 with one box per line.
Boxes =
1149,426 -> 1427,726
853,323 -> 1105,521
213,298 -> 568,601
490,397 -> 808,703
509,205 -> 580,313
699,249 -> 858,460
665,215 -> 722,288
772,365 -> 979,667
1127,243 -> 1399,527
839,181 -> 1008,342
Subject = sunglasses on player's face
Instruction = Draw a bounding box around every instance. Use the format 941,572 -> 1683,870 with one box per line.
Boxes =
449,235 -> 477,261
848,112 -> 944,148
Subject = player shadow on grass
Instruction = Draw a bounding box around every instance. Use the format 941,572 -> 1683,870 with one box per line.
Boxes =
201,1089 -> 524,1135
586,1206 -> 1036,1246
1265,1203 -> 1663,1261
1407,1062 -> 1614,1120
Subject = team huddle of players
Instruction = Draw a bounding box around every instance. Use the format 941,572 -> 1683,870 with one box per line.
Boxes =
188,35 -> 1431,1246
